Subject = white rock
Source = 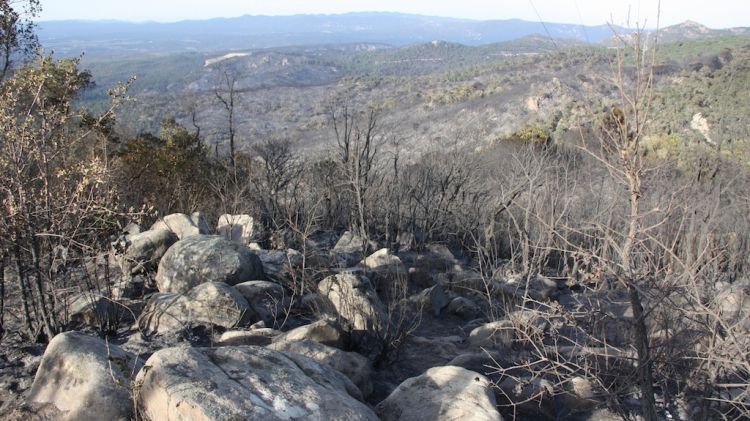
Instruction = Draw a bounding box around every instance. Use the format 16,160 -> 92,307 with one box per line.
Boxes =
217,214 -> 259,245
156,235 -> 265,294
28,332 -> 141,421
318,273 -> 386,332
274,318 -> 346,348
376,365 -> 502,421
468,320 -> 515,350
135,345 -> 378,421
138,282 -> 253,335
150,212 -> 209,239
269,339 -> 374,398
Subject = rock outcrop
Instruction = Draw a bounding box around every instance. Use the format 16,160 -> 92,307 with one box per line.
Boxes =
28,332 -> 142,421
273,318 -> 347,349
138,282 -> 252,335
318,273 -> 386,333
156,235 -> 265,294
269,339 -> 374,398
135,345 -> 378,421
376,365 -> 502,421
234,280 -> 286,326
118,228 -> 178,275
217,214 -> 260,245
150,212 -> 209,239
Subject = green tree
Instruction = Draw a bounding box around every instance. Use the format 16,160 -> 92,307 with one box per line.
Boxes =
117,118 -> 211,214
0,0 -> 40,79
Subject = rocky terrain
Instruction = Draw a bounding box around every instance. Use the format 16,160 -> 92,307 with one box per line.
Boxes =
0,213 -> 598,419
1,210 -> 746,420
2,7 -> 750,421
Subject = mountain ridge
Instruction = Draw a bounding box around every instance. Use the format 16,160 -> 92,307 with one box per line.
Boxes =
37,12 -> 623,56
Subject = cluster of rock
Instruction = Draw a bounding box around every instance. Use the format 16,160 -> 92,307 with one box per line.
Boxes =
21,211 -> 747,419
19,214 -> 500,420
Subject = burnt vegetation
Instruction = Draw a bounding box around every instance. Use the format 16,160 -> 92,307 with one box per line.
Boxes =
1,2 -> 750,420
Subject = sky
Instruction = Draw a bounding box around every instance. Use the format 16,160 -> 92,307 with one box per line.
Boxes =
37,0 -> 748,29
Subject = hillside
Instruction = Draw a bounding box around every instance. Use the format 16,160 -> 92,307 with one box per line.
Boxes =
658,20 -> 750,43
74,34 -> 750,161
4,8 -> 750,421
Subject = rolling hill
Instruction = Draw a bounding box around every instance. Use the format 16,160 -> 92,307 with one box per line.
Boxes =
39,12 -> 621,57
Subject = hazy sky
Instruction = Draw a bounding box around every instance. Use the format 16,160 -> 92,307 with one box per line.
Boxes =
38,0 -> 747,29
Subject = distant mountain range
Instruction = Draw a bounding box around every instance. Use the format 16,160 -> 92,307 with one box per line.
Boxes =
38,13 -> 750,58
38,12 -> 623,56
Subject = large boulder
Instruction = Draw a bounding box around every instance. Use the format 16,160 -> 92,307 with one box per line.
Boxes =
150,212 -> 209,239
376,365 -> 502,421
155,235 -> 265,294
273,318 -> 347,349
135,345 -> 378,421
235,281 -> 287,326
253,249 -> 304,283
269,339 -> 374,398
137,282 -> 252,335
318,273 -> 386,333
28,332 -> 142,421
216,328 -> 280,346
468,320 -> 515,350
360,248 -> 407,280
217,214 -> 260,245
119,228 -> 178,275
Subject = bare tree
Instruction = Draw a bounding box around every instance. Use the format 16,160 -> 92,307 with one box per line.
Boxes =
576,21 -> 664,419
330,103 -> 382,253
251,137 -> 303,229
215,68 -> 238,170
